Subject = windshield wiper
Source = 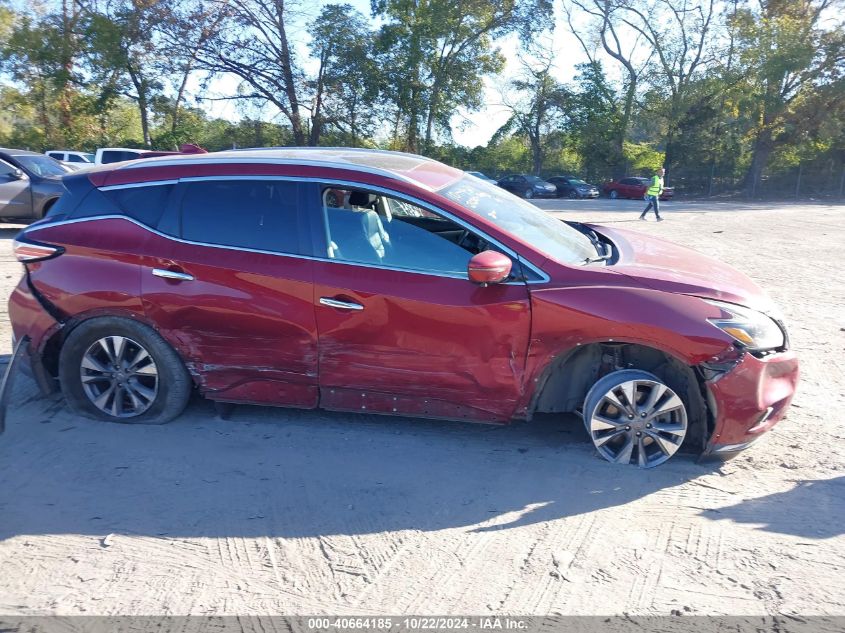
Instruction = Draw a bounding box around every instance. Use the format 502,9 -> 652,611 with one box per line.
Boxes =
584,242 -> 612,264
580,227 -> 611,263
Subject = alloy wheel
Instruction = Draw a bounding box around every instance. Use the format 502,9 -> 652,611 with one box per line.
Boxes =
524,189 -> 534,199
80,336 -> 159,418
583,371 -> 688,468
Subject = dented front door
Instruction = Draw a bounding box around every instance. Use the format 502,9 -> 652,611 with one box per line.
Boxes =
314,261 -> 531,422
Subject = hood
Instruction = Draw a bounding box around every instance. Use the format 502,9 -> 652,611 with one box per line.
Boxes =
594,224 -> 776,313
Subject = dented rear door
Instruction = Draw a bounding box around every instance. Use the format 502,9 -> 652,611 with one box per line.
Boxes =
141,177 -> 319,407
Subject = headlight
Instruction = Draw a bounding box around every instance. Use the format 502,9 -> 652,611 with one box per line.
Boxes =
705,299 -> 785,351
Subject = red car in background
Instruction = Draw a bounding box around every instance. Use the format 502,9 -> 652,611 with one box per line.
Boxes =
603,176 -> 675,200
6,149 -> 796,468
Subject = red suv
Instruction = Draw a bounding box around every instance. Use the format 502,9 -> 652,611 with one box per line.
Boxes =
7,149 -> 798,468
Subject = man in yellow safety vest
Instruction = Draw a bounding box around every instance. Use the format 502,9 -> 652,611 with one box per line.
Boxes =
639,167 -> 665,221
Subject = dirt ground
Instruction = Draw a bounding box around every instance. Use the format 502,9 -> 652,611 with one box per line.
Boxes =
0,199 -> 843,616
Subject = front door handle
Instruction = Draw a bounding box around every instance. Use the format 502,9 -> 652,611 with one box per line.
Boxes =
319,297 -> 364,311
152,268 -> 194,282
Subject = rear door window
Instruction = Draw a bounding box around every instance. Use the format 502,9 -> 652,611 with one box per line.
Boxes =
179,179 -> 301,255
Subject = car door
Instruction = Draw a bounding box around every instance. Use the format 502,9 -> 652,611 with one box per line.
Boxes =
0,159 -> 32,218
140,177 -> 319,407
307,183 -> 532,422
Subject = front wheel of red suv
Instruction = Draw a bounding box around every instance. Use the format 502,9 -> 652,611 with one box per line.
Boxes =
59,317 -> 192,424
582,369 -> 688,468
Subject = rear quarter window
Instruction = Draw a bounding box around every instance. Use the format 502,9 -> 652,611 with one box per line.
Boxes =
61,181 -> 174,228
103,184 -> 174,227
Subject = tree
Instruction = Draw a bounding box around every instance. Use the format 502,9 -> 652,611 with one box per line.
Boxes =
563,0 -> 651,178
1,2 -> 86,146
614,0 -> 720,177
194,0 -> 310,145
568,61 -> 624,182
81,0 -> 172,147
374,0 -> 548,153
307,4 -> 381,146
731,0 -> 845,195
498,40 -> 569,174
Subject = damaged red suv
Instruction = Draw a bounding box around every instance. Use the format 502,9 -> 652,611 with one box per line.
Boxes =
7,149 -> 798,467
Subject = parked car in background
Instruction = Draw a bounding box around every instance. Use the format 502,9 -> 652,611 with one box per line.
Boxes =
547,176 -> 600,199
603,177 -> 674,201
45,150 -> 95,167
466,170 -> 497,184
8,148 -> 797,468
0,149 -> 70,220
496,174 -> 557,199
95,144 -> 207,165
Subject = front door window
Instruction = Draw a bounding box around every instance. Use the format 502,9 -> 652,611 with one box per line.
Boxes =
320,186 -> 502,278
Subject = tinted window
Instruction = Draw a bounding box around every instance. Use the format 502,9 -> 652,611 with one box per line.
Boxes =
180,180 -> 300,254
47,152 -> 64,160
68,154 -> 85,163
104,184 -> 174,227
101,150 -> 141,164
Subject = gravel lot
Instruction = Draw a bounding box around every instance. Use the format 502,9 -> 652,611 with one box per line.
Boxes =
0,199 -> 843,616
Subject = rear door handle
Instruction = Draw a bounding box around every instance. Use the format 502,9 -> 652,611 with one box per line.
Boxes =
152,268 -> 194,282
319,297 -> 364,311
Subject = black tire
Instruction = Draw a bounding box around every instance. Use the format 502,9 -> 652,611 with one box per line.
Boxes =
59,317 -> 191,424
524,188 -> 534,199
568,190 -> 578,199
609,190 -> 618,199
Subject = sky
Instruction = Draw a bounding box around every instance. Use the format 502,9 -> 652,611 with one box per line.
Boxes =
199,0 -> 592,148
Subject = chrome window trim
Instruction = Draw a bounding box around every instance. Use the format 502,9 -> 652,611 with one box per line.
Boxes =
43,176 -> 550,284
100,180 -> 179,191
97,179 -> 179,191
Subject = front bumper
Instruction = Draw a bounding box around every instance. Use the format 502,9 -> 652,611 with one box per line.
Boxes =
704,349 -> 799,455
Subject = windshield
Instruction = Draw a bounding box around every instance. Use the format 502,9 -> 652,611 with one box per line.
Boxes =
525,175 -> 545,183
14,155 -> 71,177
570,179 -> 587,185
439,176 -> 596,265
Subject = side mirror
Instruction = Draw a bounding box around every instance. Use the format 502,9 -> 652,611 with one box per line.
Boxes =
468,250 -> 512,285
10,168 -> 25,180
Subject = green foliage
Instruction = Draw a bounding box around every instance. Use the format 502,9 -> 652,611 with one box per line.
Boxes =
0,0 -> 842,198
623,142 -> 664,174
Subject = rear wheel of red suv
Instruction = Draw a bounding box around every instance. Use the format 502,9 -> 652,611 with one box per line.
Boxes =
58,317 -> 192,424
